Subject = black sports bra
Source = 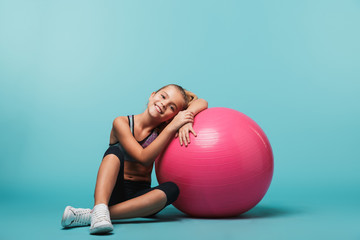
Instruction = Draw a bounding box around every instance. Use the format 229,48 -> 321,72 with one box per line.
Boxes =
109,115 -> 158,162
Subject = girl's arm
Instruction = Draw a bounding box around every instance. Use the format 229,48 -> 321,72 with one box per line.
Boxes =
112,111 -> 193,166
176,98 -> 208,146
186,98 -> 208,115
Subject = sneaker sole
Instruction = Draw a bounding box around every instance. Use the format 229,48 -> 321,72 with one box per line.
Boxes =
61,206 -> 73,227
90,224 -> 113,234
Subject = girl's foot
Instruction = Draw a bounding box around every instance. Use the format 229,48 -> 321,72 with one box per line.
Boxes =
90,204 -> 113,234
61,206 -> 91,228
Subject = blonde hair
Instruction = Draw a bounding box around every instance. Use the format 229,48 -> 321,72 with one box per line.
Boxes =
184,89 -> 198,108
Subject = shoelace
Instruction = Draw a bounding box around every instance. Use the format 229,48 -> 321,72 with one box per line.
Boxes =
73,208 -> 91,226
91,207 -> 110,224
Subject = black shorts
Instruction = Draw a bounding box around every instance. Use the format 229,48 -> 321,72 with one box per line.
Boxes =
103,145 -> 180,212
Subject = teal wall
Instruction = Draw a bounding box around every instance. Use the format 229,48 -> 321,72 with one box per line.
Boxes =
1,0 -> 359,207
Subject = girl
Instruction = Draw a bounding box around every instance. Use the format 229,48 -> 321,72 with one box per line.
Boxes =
61,84 -> 208,234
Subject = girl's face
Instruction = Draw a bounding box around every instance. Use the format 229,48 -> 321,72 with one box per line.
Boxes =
148,86 -> 185,122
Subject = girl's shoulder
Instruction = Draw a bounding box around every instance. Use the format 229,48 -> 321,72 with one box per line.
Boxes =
110,115 -> 132,145
112,115 -> 130,129
113,115 -> 132,122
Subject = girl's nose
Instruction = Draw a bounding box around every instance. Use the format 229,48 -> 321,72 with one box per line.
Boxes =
160,102 -> 166,111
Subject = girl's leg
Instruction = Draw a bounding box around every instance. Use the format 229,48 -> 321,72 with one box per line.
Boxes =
109,182 -> 179,219
109,189 -> 167,219
61,154 -> 120,230
94,152 -> 167,219
90,154 -> 121,234
94,154 -> 121,205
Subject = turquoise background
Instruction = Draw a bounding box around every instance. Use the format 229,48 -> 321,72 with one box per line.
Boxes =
0,0 -> 359,239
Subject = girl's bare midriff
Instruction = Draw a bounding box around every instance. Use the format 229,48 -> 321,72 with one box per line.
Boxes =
109,125 -> 153,183
123,162 -> 153,182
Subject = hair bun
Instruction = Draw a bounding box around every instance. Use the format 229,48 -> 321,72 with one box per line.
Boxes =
184,89 -> 198,106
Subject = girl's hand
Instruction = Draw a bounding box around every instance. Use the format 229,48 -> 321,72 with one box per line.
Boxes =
168,110 -> 194,132
175,122 -> 197,147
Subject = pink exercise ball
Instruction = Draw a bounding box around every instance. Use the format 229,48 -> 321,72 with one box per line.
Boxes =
155,107 -> 274,218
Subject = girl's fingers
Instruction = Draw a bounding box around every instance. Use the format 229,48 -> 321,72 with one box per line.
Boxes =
184,119 -> 193,125
179,131 -> 187,147
183,134 -> 188,147
177,122 -> 197,146
179,134 -> 183,146
186,112 -> 193,117
185,131 -> 190,145
190,128 -> 197,137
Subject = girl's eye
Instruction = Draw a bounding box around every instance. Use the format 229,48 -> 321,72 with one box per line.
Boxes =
170,106 -> 175,111
161,95 -> 165,99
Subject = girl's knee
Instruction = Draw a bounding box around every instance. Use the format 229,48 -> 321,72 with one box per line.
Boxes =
155,182 -> 180,206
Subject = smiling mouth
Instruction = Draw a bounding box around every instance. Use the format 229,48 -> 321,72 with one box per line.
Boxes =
155,104 -> 163,113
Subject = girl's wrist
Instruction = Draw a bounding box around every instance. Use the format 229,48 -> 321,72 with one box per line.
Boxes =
164,124 -> 177,135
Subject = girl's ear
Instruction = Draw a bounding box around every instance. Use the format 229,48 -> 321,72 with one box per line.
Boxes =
149,92 -> 156,100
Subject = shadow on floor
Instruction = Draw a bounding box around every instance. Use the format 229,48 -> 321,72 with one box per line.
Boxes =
144,204 -> 302,221
62,205 -> 301,227
235,205 -> 301,219
61,227 -> 114,235
112,216 -> 181,225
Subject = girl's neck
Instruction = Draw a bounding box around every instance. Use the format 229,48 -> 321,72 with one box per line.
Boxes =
134,111 -> 161,132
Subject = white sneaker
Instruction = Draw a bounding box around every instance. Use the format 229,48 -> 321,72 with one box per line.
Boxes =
61,206 -> 91,228
90,204 -> 113,234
